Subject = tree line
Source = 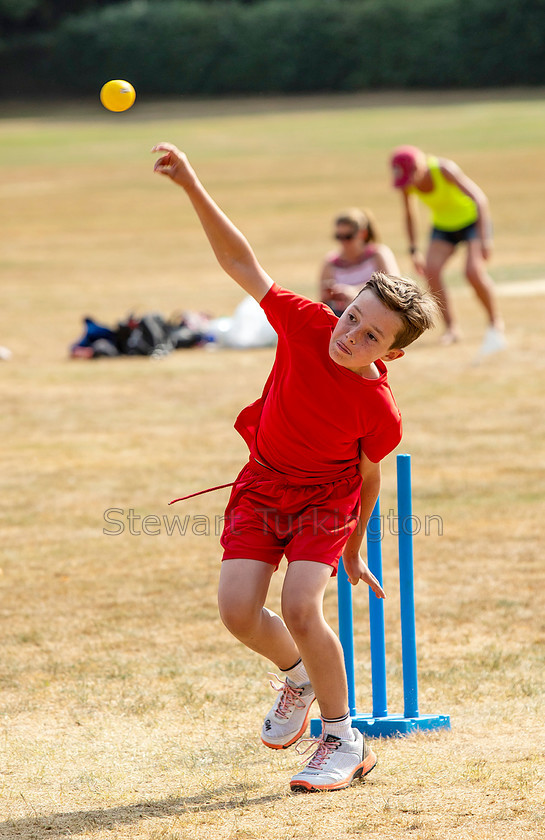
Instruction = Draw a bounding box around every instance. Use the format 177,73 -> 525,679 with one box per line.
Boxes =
1,0 -> 544,98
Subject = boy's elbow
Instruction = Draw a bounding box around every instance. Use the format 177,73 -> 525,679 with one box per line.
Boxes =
360,458 -> 381,486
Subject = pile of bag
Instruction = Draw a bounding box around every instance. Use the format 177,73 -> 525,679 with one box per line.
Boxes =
70,297 -> 278,359
70,312 -> 209,359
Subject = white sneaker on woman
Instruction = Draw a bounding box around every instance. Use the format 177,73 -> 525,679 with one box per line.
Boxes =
478,325 -> 507,358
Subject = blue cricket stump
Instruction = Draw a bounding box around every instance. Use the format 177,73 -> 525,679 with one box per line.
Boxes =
311,453 -> 450,738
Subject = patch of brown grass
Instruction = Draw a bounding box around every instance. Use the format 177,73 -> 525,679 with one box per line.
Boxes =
1,92 -> 545,840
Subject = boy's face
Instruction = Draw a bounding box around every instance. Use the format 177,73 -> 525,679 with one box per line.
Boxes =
329,289 -> 404,376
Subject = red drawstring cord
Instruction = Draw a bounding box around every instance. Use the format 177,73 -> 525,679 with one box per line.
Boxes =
169,481 -> 236,505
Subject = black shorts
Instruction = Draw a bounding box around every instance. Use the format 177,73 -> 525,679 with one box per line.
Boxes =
431,222 -> 478,246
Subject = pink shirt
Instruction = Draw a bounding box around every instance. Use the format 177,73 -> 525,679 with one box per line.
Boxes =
328,247 -> 382,288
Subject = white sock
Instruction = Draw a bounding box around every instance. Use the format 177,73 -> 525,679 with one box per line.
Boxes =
281,658 -> 309,687
322,712 -> 355,741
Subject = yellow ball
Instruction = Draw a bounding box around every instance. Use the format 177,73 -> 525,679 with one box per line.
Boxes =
100,79 -> 136,112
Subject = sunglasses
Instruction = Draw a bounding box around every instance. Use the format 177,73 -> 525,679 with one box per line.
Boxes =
334,231 -> 356,241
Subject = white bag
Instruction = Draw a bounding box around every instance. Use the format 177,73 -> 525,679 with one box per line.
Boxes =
207,296 -> 277,349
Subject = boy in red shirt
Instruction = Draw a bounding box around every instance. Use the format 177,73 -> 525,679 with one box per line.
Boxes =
153,142 -> 438,793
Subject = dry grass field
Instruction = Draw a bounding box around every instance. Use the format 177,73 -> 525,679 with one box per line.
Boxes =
1,91 -> 544,840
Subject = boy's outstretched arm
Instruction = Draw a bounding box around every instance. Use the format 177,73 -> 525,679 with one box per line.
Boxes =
152,142 -> 273,302
342,453 -> 385,599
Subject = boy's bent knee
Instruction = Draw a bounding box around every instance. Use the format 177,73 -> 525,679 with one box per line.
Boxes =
217,592 -> 259,638
282,600 -> 322,640
218,557 -> 275,636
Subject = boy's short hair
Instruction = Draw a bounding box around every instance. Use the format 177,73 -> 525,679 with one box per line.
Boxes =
361,272 -> 439,349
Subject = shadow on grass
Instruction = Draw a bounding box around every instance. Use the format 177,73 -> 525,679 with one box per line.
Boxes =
0,787 -> 284,839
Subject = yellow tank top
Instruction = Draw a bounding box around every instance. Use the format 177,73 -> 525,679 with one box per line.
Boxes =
409,156 -> 478,231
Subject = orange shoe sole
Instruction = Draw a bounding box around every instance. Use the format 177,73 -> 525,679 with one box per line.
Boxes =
290,748 -> 377,793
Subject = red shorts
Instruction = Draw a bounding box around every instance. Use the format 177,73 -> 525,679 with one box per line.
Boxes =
220,459 -> 362,573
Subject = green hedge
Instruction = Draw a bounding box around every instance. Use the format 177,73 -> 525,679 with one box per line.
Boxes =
2,0 -> 545,97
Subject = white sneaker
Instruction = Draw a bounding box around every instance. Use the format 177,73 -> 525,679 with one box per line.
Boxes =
478,325 -> 507,358
290,728 -> 376,792
261,674 -> 316,750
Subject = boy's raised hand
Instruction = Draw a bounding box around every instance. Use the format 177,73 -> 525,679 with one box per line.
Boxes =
342,551 -> 385,599
151,141 -> 273,303
152,142 -> 196,189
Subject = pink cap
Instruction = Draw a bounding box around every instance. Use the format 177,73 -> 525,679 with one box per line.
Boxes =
390,145 -> 420,188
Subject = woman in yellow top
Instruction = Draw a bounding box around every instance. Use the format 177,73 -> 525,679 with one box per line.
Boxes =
390,145 -> 505,354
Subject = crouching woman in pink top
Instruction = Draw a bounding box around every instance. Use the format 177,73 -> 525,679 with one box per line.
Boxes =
319,208 -> 400,316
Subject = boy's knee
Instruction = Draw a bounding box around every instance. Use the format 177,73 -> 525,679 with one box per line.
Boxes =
282,598 -> 319,640
218,592 -> 257,637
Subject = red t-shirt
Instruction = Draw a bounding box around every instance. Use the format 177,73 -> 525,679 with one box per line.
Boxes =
234,284 -> 402,480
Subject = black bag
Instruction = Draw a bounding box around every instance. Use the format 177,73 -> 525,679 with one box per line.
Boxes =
120,313 -> 175,357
